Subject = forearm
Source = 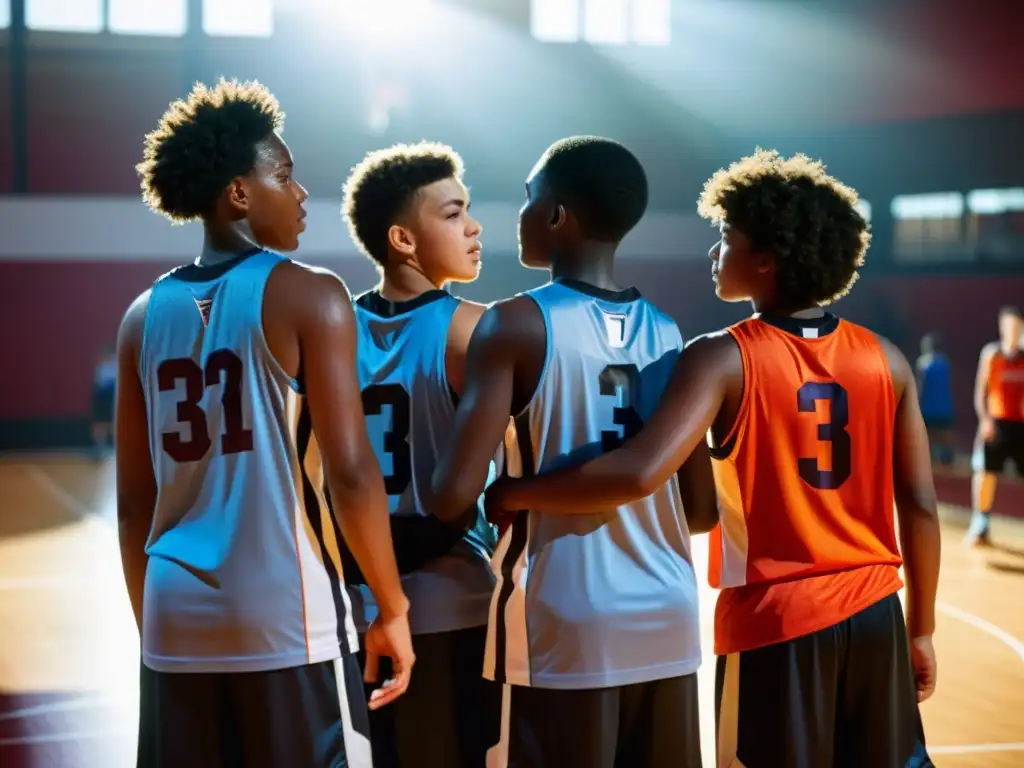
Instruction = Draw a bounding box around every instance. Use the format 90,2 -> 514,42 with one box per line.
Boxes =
897,503 -> 941,637
117,505 -> 149,634
331,476 -> 408,618
975,389 -> 988,421
502,451 -> 653,515
341,515 -> 465,584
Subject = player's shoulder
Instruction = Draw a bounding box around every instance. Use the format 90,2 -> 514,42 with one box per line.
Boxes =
979,340 -> 1001,361
470,294 -> 546,350
117,288 -> 153,357
681,329 -> 742,366
265,260 -> 354,328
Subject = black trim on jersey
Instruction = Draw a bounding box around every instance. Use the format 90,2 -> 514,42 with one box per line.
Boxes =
492,412 -> 535,685
296,401 -> 353,655
555,278 -> 641,304
759,312 -> 840,338
708,433 -> 737,461
356,288 -> 451,317
168,248 -> 264,283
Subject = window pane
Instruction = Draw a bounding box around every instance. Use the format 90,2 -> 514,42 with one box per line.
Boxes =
966,188 -> 1024,215
0,1 -> 9,30
890,192 -> 963,220
27,0 -> 103,32
109,0 -> 187,36
204,0 -> 273,37
530,0 -> 579,43
584,0 -> 628,45
631,0 -> 670,46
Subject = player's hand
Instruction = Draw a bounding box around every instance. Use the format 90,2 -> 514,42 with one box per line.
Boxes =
978,416 -> 995,442
484,476 -> 518,535
363,609 -> 415,710
909,634 -> 937,703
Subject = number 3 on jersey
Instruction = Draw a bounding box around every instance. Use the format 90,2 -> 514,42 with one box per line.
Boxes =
361,384 -> 412,496
797,381 -> 852,490
599,364 -> 643,451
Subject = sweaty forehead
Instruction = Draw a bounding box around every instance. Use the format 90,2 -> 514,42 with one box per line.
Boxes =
253,132 -> 292,170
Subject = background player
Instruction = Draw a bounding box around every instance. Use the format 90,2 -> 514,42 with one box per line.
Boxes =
341,141 -> 501,767
116,79 -> 413,768
485,149 -> 941,768
431,136 -> 717,768
90,343 -> 118,458
916,332 -> 955,468
967,305 -> 1024,546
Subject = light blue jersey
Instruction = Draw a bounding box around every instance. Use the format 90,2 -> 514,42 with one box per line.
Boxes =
350,289 -> 497,635
138,250 -> 357,673
485,279 -> 701,690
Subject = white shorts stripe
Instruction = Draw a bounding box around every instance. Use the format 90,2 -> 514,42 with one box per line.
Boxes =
333,657 -> 373,768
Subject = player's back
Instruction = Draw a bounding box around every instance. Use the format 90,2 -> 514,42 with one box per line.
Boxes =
349,289 -> 496,634
139,249 -> 355,673
490,279 -> 700,689
709,313 -> 903,655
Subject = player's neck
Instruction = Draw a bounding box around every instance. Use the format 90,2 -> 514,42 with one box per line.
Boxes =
550,242 -> 621,292
199,221 -> 260,265
1000,338 -> 1022,356
378,264 -> 444,302
752,298 -> 824,319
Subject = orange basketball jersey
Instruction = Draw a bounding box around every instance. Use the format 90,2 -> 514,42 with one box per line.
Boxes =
987,350 -> 1024,422
708,314 -> 904,656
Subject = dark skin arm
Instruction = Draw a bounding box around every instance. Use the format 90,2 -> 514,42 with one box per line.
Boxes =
115,290 -> 157,635
487,332 -> 742,516
341,300 -> 490,584
265,263 -> 412,707
878,337 -> 940,639
431,297 -> 546,524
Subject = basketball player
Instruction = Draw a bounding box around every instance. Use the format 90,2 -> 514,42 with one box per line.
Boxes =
340,141 -> 501,767
116,79 -> 413,768
966,305 -> 1024,546
431,136 -> 716,768
486,150 -> 941,768
917,332 -> 955,468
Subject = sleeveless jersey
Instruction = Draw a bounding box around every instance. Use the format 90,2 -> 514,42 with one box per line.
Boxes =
138,250 -> 357,673
349,289 -> 497,635
708,313 -> 904,656
987,349 -> 1024,422
487,279 -> 701,690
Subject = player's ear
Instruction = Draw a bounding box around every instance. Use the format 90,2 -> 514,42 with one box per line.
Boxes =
550,203 -> 567,230
387,224 -> 416,259
224,178 -> 249,218
756,250 -> 774,275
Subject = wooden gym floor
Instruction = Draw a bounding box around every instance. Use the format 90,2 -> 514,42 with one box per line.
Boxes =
1,454 -> 1022,768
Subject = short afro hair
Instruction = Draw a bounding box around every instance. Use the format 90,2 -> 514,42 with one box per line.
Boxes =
698,148 -> 871,307
538,136 -> 648,242
342,141 -> 464,266
137,78 -> 284,223
1000,305 -> 1021,320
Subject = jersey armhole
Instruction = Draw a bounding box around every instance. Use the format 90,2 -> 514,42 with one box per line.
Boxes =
708,328 -> 750,461
511,292 -> 553,421
257,258 -> 302,394
440,297 -> 463,409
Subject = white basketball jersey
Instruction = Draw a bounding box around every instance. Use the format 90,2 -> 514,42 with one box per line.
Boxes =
138,250 -> 357,673
485,279 -> 702,690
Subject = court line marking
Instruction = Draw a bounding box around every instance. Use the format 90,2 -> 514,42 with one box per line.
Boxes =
0,727 -> 132,746
930,742 -> 1024,755
936,599 -> 1024,665
26,463 -> 101,519
0,694 -> 110,722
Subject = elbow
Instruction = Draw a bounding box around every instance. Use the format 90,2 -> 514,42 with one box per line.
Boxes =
633,465 -> 665,501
